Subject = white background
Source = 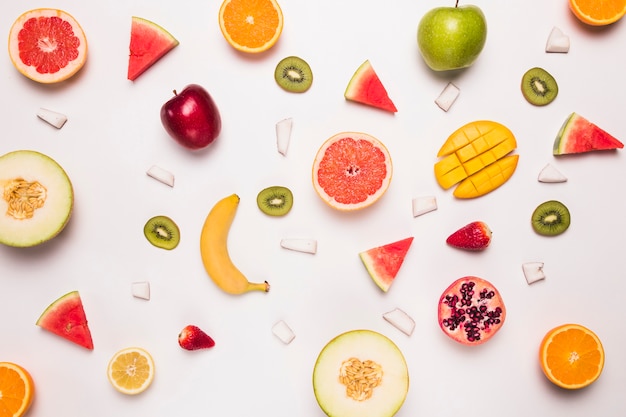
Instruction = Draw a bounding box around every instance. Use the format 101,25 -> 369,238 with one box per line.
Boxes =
1,0 -> 625,416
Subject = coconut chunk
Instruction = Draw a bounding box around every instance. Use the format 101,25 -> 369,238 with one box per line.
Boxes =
276,117 -> 293,156
538,163 -> 567,183
146,165 -> 175,187
435,82 -> 460,112
132,281 -> 151,300
383,308 -> 415,336
37,108 -> 67,129
545,27 -> 570,53
412,196 -> 437,217
522,262 -> 545,285
280,238 -> 317,254
272,320 -> 295,344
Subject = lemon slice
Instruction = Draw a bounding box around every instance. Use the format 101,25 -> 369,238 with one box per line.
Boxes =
107,347 -> 155,395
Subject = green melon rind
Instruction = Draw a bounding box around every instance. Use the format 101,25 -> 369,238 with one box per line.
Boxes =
359,237 -> 413,292
36,290 -> 94,350
553,112 -> 624,155
344,60 -> 398,113
127,16 -> 179,81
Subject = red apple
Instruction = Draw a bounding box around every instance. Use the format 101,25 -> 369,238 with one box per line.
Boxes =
160,84 -> 221,150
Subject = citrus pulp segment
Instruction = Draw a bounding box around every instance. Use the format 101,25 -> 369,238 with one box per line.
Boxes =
218,0 -> 284,53
107,347 -> 155,395
539,323 -> 605,389
8,8 -> 87,83
568,0 -> 626,25
0,362 -> 34,417
312,132 -> 392,211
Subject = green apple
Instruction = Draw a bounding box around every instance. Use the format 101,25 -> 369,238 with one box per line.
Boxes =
417,1 -> 487,71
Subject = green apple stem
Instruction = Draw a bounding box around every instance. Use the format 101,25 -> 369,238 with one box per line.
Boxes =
455,0 -> 459,7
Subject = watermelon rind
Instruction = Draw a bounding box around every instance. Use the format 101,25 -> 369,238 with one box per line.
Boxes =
359,237 -> 413,292
344,60 -> 397,113
127,16 -> 179,81
553,112 -> 624,155
36,290 -> 94,350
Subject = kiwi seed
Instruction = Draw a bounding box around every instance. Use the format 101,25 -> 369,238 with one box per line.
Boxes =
257,186 -> 293,216
143,215 -> 180,249
521,67 -> 558,106
531,200 -> 570,236
274,56 -> 313,93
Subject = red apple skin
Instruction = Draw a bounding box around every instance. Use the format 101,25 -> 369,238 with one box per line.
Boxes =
160,84 -> 222,150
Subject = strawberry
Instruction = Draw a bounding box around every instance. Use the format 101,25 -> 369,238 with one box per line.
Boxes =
446,221 -> 492,251
178,325 -> 215,350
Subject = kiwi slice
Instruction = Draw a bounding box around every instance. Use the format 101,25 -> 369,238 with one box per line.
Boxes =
531,200 -> 570,236
143,215 -> 180,249
257,186 -> 293,216
521,67 -> 558,106
274,56 -> 313,93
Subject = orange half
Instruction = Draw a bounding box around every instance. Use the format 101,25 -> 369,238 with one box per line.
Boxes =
0,362 -> 35,417
569,0 -> 626,25
218,0 -> 283,53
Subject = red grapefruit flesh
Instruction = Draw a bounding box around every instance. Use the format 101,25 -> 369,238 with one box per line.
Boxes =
312,132 -> 392,211
8,8 -> 87,84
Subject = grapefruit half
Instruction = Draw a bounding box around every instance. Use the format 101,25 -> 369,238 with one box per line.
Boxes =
8,8 -> 88,84
313,132 -> 392,211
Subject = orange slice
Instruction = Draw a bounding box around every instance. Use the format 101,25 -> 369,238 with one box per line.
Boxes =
107,347 -> 155,395
569,0 -> 626,25
0,362 -> 35,417
539,323 -> 605,389
218,0 -> 283,53
8,8 -> 87,83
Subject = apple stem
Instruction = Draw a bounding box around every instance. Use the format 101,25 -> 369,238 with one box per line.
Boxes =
172,90 -> 178,96
455,0 -> 459,6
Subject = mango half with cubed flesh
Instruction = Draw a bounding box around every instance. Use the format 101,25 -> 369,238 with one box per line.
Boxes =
434,120 -> 518,198
0,150 -> 73,247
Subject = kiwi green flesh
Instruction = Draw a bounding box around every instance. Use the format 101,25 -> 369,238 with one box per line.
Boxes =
257,186 -> 293,216
143,215 -> 180,249
274,56 -> 313,93
531,200 -> 570,236
521,67 -> 558,106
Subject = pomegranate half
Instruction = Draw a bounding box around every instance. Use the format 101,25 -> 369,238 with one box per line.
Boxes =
437,276 -> 506,345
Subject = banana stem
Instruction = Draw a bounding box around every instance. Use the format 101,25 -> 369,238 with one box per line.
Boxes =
248,281 -> 270,292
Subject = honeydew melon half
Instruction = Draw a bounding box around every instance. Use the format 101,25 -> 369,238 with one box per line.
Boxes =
313,329 -> 409,417
0,150 -> 73,247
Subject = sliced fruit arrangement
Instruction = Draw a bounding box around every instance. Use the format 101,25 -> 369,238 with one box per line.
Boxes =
0,362 -> 35,417
178,325 -> 215,350
438,276 -> 506,345
107,347 -> 155,395
218,0 -> 283,53
0,150 -> 73,248
568,0 -> 626,26
127,17 -> 179,81
434,120 -> 519,198
313,132 -> 392,211
539,323 -> 605,389
274,56 -> 313,93
36,290 -> 94,350
553,113 -> 624,155
359,237 -> 414,292
143,215 -> 180,249
200,194 -> 270,295
313,329 -> 409,417
8,8 -> 87,83
256,186 -> 293,216
521,67 -> 558,106
344,60 -> 397,113
531,200 -> 570,236
446,221 -> 492,251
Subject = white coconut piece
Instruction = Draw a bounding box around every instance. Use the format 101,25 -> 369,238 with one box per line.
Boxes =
132,281 -> 151,300
538,163 -> 567,183
435,82 -> 460,112
146,165 -> 175,187
272,320 -> 295,344
37,108 -> 67,129
545,27 -> 570,53
383,308 -> 415,336
280,238 -> 317,254
412,196 -> 437,218
276,117 -> 293,156
522,262 -> 545,285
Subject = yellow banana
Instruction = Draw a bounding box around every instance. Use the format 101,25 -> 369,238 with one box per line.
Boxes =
200,194 -> 269,295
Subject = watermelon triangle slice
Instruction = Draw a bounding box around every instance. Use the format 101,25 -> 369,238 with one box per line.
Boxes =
127,17 -> 179,81
344,60 -> 398,113
553,112 -> 624,155
36,291 -> 94,350
359,237 -> 414,292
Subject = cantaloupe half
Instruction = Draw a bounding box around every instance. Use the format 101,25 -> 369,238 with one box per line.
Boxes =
127,17 -> 179,81
0,150 -> 73,247
313,330 -> 409,417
